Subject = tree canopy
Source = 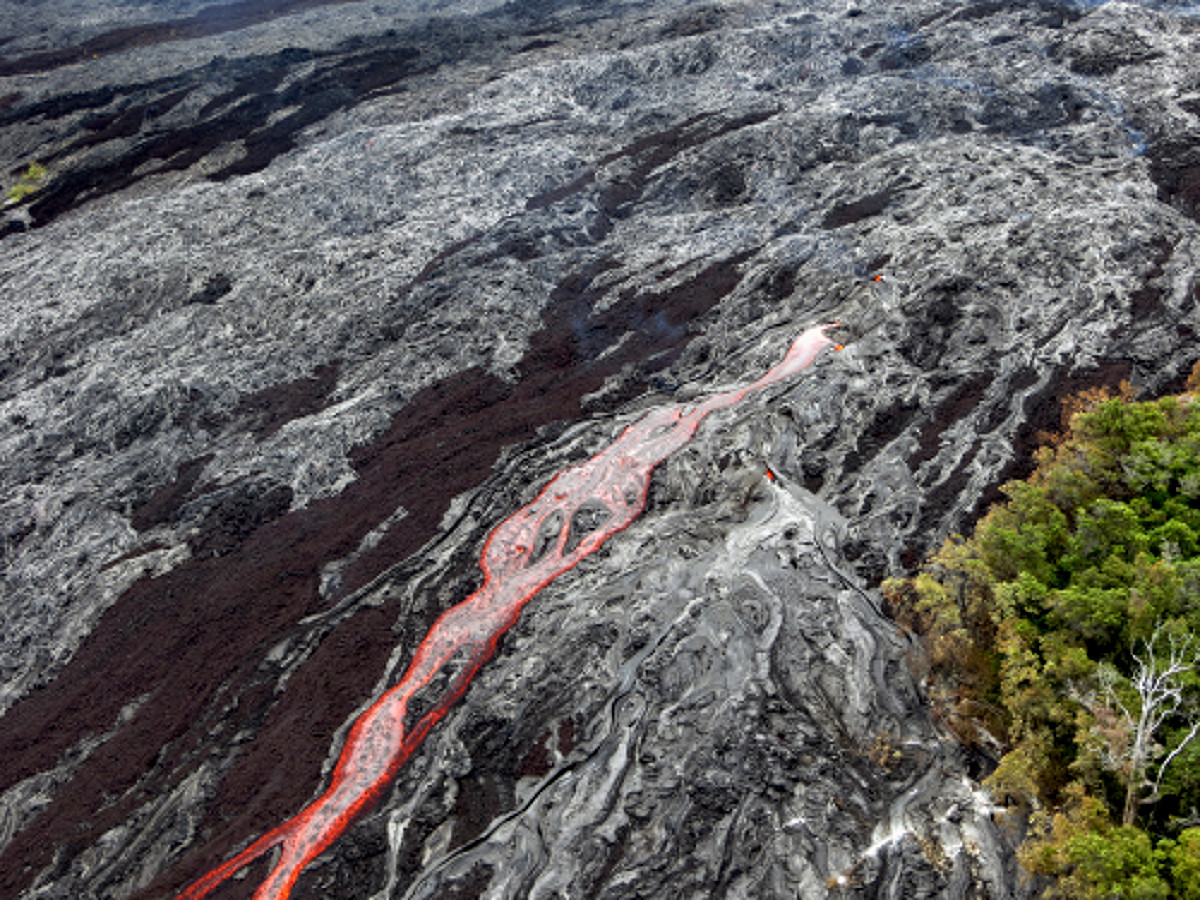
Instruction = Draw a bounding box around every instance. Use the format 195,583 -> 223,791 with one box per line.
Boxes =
884,366 -> 1200,898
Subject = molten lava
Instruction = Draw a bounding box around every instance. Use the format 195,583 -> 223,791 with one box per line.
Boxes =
178,323 -> 838,900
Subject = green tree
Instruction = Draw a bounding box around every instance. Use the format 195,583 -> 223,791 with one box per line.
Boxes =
1164,829 -> 1200,898
886,368 -> 1200,895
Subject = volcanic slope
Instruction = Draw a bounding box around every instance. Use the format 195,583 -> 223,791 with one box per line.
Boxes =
2,0 -> 1199,898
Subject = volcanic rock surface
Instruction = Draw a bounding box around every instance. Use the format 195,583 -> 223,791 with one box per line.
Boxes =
2,0 -> 1199,897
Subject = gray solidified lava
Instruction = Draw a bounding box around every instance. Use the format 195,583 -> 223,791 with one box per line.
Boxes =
1,0 -> 1198,898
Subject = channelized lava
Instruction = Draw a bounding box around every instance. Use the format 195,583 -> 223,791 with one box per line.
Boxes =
178,324 -> 838,900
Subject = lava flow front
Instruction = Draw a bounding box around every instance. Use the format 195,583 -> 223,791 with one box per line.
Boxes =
178,323 -> 838,900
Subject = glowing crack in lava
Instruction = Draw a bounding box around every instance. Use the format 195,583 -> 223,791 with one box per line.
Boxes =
179,323 -> 839,900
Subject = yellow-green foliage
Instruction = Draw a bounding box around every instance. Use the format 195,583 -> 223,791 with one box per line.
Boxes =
5,182 -> 37,203
5,161 -> 46,204
1164,830 -> 1200,900
890,372 -> 1200,897
1022,785 -> 1172,899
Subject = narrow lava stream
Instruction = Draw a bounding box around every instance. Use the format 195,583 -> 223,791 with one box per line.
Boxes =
179,324 -> 839,900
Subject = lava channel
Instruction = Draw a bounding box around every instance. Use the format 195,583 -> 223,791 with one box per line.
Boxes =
177,323 -> 838,900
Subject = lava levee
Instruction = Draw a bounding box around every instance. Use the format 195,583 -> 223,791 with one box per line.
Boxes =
179,324 -> 839,900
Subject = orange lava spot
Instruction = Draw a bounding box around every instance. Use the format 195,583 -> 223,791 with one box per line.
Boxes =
177,323 -> 839,900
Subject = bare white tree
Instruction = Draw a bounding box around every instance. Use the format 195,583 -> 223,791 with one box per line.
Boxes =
1071,629 -> 1200,826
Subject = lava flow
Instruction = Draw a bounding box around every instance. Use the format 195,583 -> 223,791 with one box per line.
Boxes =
178,323 -> 838,900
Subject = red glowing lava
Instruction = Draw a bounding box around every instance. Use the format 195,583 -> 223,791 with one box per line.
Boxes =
177,323 -> 838,900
